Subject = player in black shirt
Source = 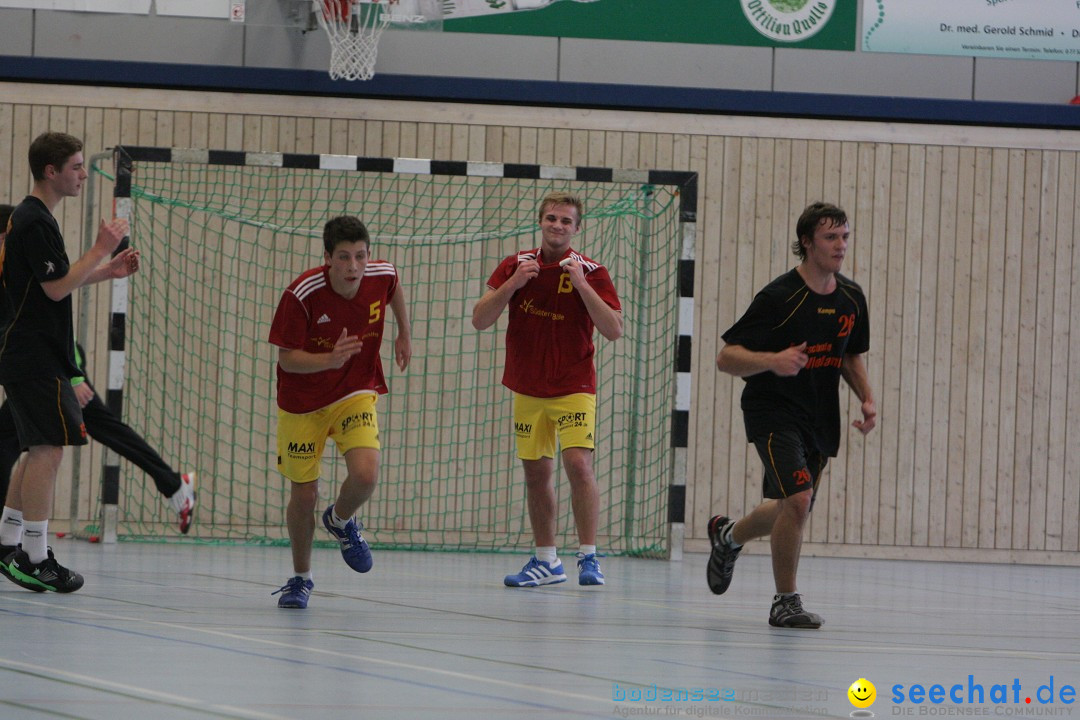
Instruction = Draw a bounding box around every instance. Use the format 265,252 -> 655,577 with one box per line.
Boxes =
706,202 -> 876,629
0,132 -> 140,593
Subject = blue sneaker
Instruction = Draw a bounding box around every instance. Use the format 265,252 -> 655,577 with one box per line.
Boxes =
503,556 -> 567,587
576,552 -> 605,586
273,576 -> 313,609
322,505 -> 373,573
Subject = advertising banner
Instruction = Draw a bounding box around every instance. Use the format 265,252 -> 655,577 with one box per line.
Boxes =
862,0 -> 1080,62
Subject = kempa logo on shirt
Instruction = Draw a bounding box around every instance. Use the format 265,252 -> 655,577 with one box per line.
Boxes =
317,313 -> 331,324
44,260 -> 56,274
739,0 -> 836,43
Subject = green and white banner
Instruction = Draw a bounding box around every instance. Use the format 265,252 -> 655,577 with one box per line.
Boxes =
441,0 -> 857,50
862,0 -> 1080,61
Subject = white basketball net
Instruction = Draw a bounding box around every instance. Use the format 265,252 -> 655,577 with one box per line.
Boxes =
315,0 -> 396,81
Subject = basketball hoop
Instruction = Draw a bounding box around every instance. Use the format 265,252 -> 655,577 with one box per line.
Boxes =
314,0 -> 397,81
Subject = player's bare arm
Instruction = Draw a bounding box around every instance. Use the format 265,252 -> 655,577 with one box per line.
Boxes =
277,328 -> 362,374
41,218 -> 131,301
389,284 -> 412,371
841,353 -> 877,434
471,261 -> 538,331
716,342 -> 809,378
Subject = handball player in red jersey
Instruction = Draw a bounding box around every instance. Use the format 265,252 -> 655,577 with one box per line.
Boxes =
472,191 -> 622,588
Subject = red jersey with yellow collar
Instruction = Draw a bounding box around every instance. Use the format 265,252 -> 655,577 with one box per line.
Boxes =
486,247 -> 620,398
269,261 -> 398,413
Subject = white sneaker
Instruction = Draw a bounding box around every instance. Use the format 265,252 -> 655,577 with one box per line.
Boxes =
168,472 -> 197,534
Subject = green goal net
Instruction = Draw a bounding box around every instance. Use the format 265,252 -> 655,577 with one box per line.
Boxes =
91,149 -> 683,557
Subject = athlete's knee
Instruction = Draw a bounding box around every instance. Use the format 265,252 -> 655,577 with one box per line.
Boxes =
779,490 -> 813,518
561,448 -> 596,486
289,480 -> 319,511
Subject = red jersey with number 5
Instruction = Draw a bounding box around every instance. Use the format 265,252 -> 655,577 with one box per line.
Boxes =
269,262 -> 398,413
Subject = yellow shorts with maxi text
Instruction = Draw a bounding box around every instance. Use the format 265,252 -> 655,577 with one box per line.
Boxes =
512,392 -> 596,461
277,392 -> 380,483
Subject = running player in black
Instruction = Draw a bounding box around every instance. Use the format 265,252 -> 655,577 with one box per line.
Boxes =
706,201 -> 876,628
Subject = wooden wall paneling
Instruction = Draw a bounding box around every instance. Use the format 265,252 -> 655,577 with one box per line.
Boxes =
655,134 -> 674,174
242,115 -> 261,151
1044,150 -> 1071,552
348,118 -> 368,156
1010,150 -> 1037,549
995,149 -> 1024,550
432,123 -> 453,160
154,109 -> 173,149
331,115 -> 352,155
966,147 -> 993,547
1023,150 -> 1048,551
0,102 -> 13,205
1061,152 -> 1080,553
711,136 -> 740,524
945,146 -> 974,547
619,131 -> 640,171
875,144 -> 906,547
910,145 -> 943,547
501,126 -> 520,163
172,111 -> 192,148
686,136 -> 719,536
732,137 -> 761,517
603,130 -> 621,169
224,113 -> 244,150
396,120 -> 416,158
637,133 -> 656,171
978,148 -> 1007,549
187,111 -> 208,150
363,119 -> 382,157
10,88 -> 1080,561
844,142 -> 876,544
863,143 -> 891,546
895,144 -> 926,547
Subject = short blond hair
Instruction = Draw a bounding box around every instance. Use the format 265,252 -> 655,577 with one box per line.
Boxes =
537,191 -> 583,226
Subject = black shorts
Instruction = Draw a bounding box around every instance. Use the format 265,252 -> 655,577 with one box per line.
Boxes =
751,429 -> 827,505
3,378 -> 88,449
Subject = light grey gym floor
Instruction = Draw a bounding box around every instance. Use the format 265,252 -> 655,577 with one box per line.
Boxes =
1,541 -> 1078,719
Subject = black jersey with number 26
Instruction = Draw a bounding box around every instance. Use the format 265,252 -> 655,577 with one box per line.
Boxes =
722,268 -> 869,457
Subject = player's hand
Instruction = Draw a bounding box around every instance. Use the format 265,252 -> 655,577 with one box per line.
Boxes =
771,342 -> 809,376
560,257 -> 584,287
510,259 -> 540,289
853,397 -> 877,434
103,248 -> 140,279
94,218 -> 129,255
327,327 -> 362,369
73,382 -> 94,408
394,333 -> 412,371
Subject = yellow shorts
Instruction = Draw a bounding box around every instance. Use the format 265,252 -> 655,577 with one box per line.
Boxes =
277,393 -> 380,483
512,392 -> 596,460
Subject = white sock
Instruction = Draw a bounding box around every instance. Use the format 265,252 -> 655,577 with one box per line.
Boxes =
297,571 -> 312,582
535,546 -> 558,565
724,521 -> 742,549
331,507 -> 348,528
0,507 -> 24,546
579,544 -> 597,557
22,520 -> 48,563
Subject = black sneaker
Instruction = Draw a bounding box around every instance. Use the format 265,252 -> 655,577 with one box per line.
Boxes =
706,515 -> 741,595
0,543 -> 18,583
4,547 -> 84,593
769,593 -> 824,629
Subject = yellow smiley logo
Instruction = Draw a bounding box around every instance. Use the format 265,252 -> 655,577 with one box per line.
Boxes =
848,678 -> 876,709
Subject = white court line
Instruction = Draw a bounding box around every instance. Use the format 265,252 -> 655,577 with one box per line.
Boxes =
0,657 -> 287,720
5,597 -> 610,707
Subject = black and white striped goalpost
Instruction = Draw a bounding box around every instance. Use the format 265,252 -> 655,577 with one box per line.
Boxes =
99,147 -> 134,543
